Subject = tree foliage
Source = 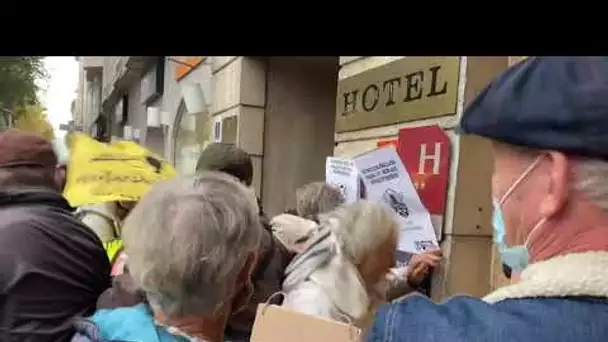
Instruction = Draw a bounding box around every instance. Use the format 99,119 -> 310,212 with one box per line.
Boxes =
13,104 -> 55,141
0,57 -> 48,125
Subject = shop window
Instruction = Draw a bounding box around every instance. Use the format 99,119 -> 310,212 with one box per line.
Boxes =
172,100 -> 212,174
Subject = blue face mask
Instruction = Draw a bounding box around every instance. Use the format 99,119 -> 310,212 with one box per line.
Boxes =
492,156 -> 545,273
492,200 -> 531,272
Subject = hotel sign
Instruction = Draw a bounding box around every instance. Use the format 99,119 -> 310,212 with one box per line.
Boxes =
336,57 -> 461,132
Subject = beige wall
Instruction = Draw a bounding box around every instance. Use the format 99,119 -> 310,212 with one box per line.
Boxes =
262,57 -> 339,216
207,57 -> 266,194
204,57 -> 339,215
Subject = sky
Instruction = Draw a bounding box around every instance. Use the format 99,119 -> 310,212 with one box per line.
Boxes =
40,57 -> 79,139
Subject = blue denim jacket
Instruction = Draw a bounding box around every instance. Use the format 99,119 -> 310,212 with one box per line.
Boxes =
368,252 -> 608,342
368,295 -> 608,342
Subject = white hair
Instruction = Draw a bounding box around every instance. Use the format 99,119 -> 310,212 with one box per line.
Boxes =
319,200 -> 397,265
296,182 -> 345,221
499,143 -> 608,212
572,157 -> 608,211
122,171 -> 263,317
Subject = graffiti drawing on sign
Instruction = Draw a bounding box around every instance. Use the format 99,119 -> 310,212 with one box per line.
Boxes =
336,182 -> 349,201
382,188 -> 409,218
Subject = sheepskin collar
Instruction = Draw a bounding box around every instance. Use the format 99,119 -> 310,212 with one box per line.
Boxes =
484,251 -> 608,304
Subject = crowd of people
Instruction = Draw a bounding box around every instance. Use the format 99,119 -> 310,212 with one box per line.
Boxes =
0,56 -> 607,341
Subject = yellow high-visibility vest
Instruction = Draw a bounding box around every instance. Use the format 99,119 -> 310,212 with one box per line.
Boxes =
104,239 -> 124,264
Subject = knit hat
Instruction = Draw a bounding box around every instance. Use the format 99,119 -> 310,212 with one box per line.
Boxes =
195,143 -> 253,186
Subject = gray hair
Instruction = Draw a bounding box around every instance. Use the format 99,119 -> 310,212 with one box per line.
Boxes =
499,142 -> 608,212
572,157 -> 608,211
122,171 -> 263,317
319,200 -> 397,265
296,182 -> 345,221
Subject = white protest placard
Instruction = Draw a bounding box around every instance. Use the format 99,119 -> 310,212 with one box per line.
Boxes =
353,146 -> 438,254
325,157 -> 360,204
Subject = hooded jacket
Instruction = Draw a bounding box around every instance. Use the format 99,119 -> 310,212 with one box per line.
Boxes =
281,226 -> 416,335
282,228 -> 374,325
270,213 -> 319,251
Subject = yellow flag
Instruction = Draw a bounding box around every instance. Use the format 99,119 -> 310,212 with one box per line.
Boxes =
63,133 -> 177,207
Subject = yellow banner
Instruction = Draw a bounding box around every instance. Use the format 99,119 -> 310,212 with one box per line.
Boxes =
63,133 -> 177,207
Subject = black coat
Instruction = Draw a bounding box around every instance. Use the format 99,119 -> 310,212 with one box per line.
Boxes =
0,188 -> 111,341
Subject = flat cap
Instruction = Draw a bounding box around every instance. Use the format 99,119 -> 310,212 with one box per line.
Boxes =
195,143 -> 253,186
0,129 -> 57,168
459,57 -> 608,160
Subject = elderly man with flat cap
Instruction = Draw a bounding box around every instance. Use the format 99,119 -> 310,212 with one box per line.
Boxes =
0,130 -> 110,341
367,57 -> 608,342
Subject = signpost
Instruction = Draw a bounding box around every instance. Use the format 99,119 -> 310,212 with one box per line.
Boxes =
397,125 -> 451,240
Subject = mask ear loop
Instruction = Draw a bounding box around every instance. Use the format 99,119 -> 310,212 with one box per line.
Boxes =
524,216 -> 548,250
499,155 -> 545,206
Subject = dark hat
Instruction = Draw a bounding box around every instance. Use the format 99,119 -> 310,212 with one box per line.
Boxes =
459,57 -> 608,160
195,143 -> 253,186
0,129 -> 57,168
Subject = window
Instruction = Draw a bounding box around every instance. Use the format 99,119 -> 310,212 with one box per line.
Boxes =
172,100 -> 212,174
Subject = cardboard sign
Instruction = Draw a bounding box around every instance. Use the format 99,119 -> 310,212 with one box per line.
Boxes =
251,304 -> 362,342
353,146 -> 438,254
325,157 -> 360,204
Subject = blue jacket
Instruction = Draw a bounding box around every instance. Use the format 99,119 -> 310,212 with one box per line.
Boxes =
367,251 -> 608,342
71,304 -> 191,342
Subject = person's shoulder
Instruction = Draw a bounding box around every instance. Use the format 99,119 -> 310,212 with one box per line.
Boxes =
0,198 -> 108,271
89,304 -> 160,341
369,294 -> 503,342
283,280 -> 335,319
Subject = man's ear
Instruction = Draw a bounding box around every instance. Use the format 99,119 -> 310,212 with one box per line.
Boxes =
539,151 -> 569,218
54,164 -> 67,192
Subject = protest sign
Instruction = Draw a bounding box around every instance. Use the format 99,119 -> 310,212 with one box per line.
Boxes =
63,133 -> 177,207
251,303 -> 362,342
325,157 -> 360,204
353,146 -> 438,255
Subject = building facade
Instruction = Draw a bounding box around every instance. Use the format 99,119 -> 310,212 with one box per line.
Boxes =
73,57 -> 104,133
75,56 -> 527,300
